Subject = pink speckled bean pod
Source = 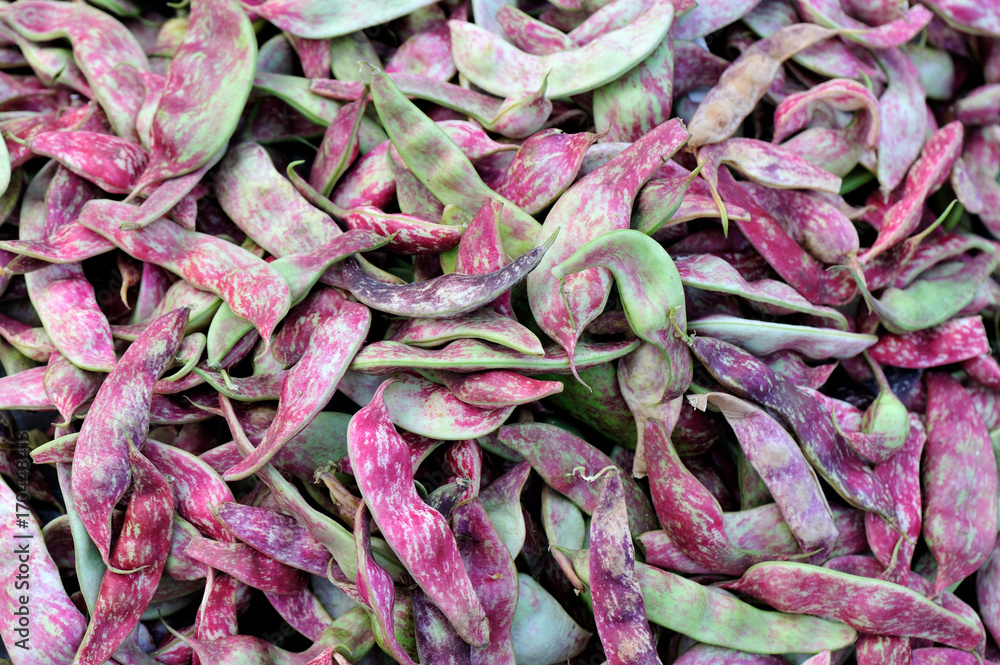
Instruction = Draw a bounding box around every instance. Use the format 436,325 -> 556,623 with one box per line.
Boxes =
864,414 -> 925,574
961,126 -> 1000,238
223,303 -> 370,480
0,219 -> 115,268
450,0 -> 675,99
248,0 -> 439,40
134,0 -> 255,191
872,47 -> 928,194
565,548 -> 857,653
453,498 -> 518,665
349,337 -> 640,375
178,631 -> 342,665
496,4 -> 574,55
347,378 -> 490,647
673,0 -> 760,40
339,370 -> 516,440
672,645 -> 788,664
976,536 -> 1000,647
866,315 -> 991,368
700,140 -> 844,222
796,0 -> 932,49
78,199 -> 291,343
855,635 -> 911,665
527,117 -> 690,372
719,561 -> 984,649
329,140 -> 397,210
264,586 -> 334,641
216,501 -> 333,576
29,131 -> 148,194
442,438 -> 482,509
911,648 -> 985,665
454,199 -> 514,318
686,334 -> 895,521
645,418 -> 797,575
71,307 -> 187,566
390,308 -> 544,356
43,351 -> 101,426
0,472 -> 87,662
22,164 -> 117,373
271,288 -> 355,368
964,353 -> 1000,391
863,120 -> 963,263
193,569 -> 240,641
4,103 -> 103,170
311,96 -> 367,197
762,351 -> 837,389
735,182 -> 859,265
427,369 -> 563,408
697,392 -> 838,555
640,503 -> 825,574
715,167 -> 857,306
338,206 -> 464,256
122,147 -> 224,231
590,469 -> 662,665
287,33 -> 331,78
413,587 -> 472,665
309,77 -> 366,101
389,72 -> 552,139
144,440 -> 235,542
74,444 -> 174,665
207,230 -> 387,368
674,253 -> 849,328
772,78 -> 880,147
920,0 -> 1000,36
498,422 -> 658,536
369,68 -> 541,256
0,0 -> 148,140
339,231 -> 552,318
215,141 -> 343,258
923,371 -> 998,595
496,129 -> 599,215
593,31 -> 675,144
184,534 -> 308,595
355,501 -> 418,664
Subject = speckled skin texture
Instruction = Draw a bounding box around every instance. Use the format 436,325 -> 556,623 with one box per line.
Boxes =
71,308 -> 187,568
348,380 -> 490,647
589,471 -> 662,664
923,372 -> 999,594
137,0 -> 255,190
721,561 -> 984,649
75,446 -> 174,665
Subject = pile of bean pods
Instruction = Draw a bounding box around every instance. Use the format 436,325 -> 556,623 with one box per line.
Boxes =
3,0 -> 1000,663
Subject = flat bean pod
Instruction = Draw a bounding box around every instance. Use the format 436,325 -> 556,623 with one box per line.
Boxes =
720,561 -> 984,649
78,199 -> 291,343
71,308 -> 187,566
135,0 -> 255,191
347,379 -> 490,647
565,549 -> 857,653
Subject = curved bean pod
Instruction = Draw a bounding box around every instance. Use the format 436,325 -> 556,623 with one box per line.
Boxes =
78,199 -> 291,343
347,378 -> 490,647
70,308 -> 187,566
